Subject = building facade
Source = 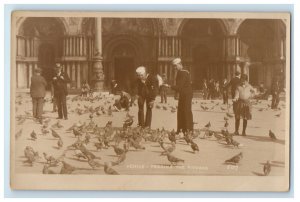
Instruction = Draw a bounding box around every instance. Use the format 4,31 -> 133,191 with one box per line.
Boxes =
14,17 -> 287,92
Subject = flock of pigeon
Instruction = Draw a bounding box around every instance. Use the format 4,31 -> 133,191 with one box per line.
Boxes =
15,93 -> 283,176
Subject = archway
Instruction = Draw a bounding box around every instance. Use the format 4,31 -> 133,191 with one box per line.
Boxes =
16,17 -> 65,89
237,19 -> 286,87
179,19 -> 226,90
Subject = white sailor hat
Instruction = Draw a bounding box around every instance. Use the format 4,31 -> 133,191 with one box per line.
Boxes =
136,66 -> 146,74
172,58 -> 182,65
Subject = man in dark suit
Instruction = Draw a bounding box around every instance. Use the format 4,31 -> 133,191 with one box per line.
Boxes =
271,78 -> 281,109
171,58 -> 193,133
133,66 -> 159,128
52,63 -> 71,120
30,68 -> 47,122
222,78 -> 229,104
225,70 -> 241,135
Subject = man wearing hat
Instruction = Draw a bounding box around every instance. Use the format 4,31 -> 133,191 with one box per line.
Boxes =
52,63 -> 71,120
133,66 -> 159,128
171,58 -> 193,133
30,68 -> 47,123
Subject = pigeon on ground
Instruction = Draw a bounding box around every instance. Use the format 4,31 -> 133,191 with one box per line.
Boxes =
168,129 -> 176,144
42,165 -> 56,174
190,140 -> 199,153
269,130 -> 277,140
205,122 -> 211,128
112,145 -> 125,156
104,162 -> 119,175
166,153 -> 185,166
225,152 -> 243,164
30,130 -> 37,140
43,152 -> 56,164
226,112 -> 234,118
51,129 -> 61,139
57,138 -> 63,149
94,142 -> 103,151
15,129 -> 22,139
263,161 -> 271,176
60,161 -> 76,174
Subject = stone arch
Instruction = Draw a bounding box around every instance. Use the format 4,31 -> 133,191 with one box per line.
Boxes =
177,18 -> 228,36
16,17 -> 68,36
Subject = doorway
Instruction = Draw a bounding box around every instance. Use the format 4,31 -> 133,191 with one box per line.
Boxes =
38,43 -> 55,88
114,57 -> 135,93
193,45 -> 210,90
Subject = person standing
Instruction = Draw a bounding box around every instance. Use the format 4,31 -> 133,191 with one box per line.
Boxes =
271,78 -> 281,109
159,73 -> 169,103
171,58 -> 193,133
233,74 -> 255,136
222,78 -> 229,104
225,70 -> 241,116
202,79 -> 208,100
30,68 -> 47,123
52,63 -> 71,120
134,66 -> 159,128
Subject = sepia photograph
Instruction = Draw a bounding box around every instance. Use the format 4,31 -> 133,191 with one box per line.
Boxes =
10,11 -> 290,191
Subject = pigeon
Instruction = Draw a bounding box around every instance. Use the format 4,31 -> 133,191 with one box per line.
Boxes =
166,153 -> 185,166
226,112 -> 234,118
129,139 -> 145,150
183,133 -> 192,145
60,161 -> 76,174
224,116 -> 229,121
112,145 -> 125,155
94,142 -> 103,151
15,129 -> 22,139
205,122 -> 211,128
51,129 -> 61,139
57,138 -> 63,149
163,106 -> 168,110
190,141 -> 199,153
225,152 -> 243,164
87,157 -> 102,169
263,161 -> 271,176
221,106 -> 226,111
224,121 -> 229,128
269,130 -> 277,140
104,162 -> 119,175
116,152 -> 126,164
30,130 -> 37,140
73,128 -> 82,138
24,146 -> 39,165
161,142 -> 176,155
231,139 -> 240,148
155,105 -> 161,109
168,129 -> 176,144
123,115 -> 133,128
42,165 -> 56,174
43,152 -> 56,164
74,150 -> 87,160
275,113 -> 281,117
80,146 -> 101,160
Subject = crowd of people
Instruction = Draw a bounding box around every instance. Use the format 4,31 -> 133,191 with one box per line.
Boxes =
29,59 -> 284,137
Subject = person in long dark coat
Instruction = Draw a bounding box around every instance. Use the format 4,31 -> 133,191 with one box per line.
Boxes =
222,78 -> 229,104
171,58 -> 193,133
133,66 -> 159,128
52,63 -> 71,120
30,68 -> 47,122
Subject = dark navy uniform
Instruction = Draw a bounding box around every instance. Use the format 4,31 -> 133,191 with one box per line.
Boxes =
52,71 -> 71,119
133,74 -> 159,128
172,69 -> 193,133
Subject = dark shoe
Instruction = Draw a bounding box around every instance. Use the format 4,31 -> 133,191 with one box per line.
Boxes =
242,132 -> 246,136
234,131 -> 239,136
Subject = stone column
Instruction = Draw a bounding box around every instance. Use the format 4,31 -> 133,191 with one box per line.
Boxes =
93,17 -> 105,91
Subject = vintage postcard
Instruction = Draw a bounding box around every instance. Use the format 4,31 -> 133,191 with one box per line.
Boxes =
10,11 -> 290,191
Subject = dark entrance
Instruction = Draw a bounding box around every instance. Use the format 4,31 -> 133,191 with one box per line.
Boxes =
114,57 -> 135,93
38,43 -> 55,88
193,45 -> 210,90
